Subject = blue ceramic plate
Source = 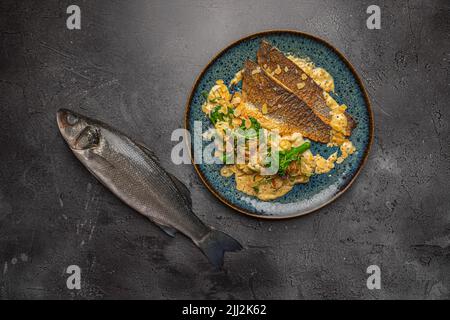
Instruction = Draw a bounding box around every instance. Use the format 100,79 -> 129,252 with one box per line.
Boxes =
185,30 -> 373,219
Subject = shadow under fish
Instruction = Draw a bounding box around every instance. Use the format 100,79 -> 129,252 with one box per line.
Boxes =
56,109 -> 242,268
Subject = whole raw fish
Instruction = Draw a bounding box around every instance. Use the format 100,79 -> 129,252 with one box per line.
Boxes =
57,109 -> 242,267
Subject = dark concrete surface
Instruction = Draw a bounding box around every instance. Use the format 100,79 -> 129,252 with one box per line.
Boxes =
1,0 -> 449,299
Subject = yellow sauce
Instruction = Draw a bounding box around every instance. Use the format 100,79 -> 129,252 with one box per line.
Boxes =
287,55 -> 335,92
314,152 -> 338,174
288,55 -> 355,155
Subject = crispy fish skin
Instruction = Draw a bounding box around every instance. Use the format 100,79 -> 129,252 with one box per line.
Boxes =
242,60 -> 331,143
257,40 -> 356,136
56,109 -> 241,268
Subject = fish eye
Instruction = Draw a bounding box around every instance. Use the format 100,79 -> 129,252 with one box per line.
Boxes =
67,114 -> 78,125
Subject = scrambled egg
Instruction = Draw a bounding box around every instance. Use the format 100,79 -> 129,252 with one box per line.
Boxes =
314,152 -> 338,174
201,55 -> 356,201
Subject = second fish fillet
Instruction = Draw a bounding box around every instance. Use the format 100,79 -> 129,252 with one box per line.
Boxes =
257,40 -> 356,136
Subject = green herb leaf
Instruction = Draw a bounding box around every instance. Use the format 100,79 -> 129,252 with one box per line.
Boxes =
277,141 -> 310,176
237,117 -> 261,139
249,117 -> 261,131
209,105 -> 223,124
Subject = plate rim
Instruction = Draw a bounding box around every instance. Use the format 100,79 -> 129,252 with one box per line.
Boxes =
184,29 -> 374,220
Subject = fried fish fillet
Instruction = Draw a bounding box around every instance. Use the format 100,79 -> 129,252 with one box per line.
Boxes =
242,60 -> 331,143
256,40 -> 356,136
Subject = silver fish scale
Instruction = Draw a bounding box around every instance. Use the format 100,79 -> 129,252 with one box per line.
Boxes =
82,127 -> 209,241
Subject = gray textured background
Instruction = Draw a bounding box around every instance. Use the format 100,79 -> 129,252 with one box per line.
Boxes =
1,0 -> 449,299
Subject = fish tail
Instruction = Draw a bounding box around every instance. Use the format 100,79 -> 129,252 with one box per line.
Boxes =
197,229 -> 242,268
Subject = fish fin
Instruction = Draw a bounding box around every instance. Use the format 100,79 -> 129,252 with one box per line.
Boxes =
167,173 -> 192,209
136,141 -> 160,162
197,229 -> 243,269
148,216 -> 178,237
157,224 -> 177,237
